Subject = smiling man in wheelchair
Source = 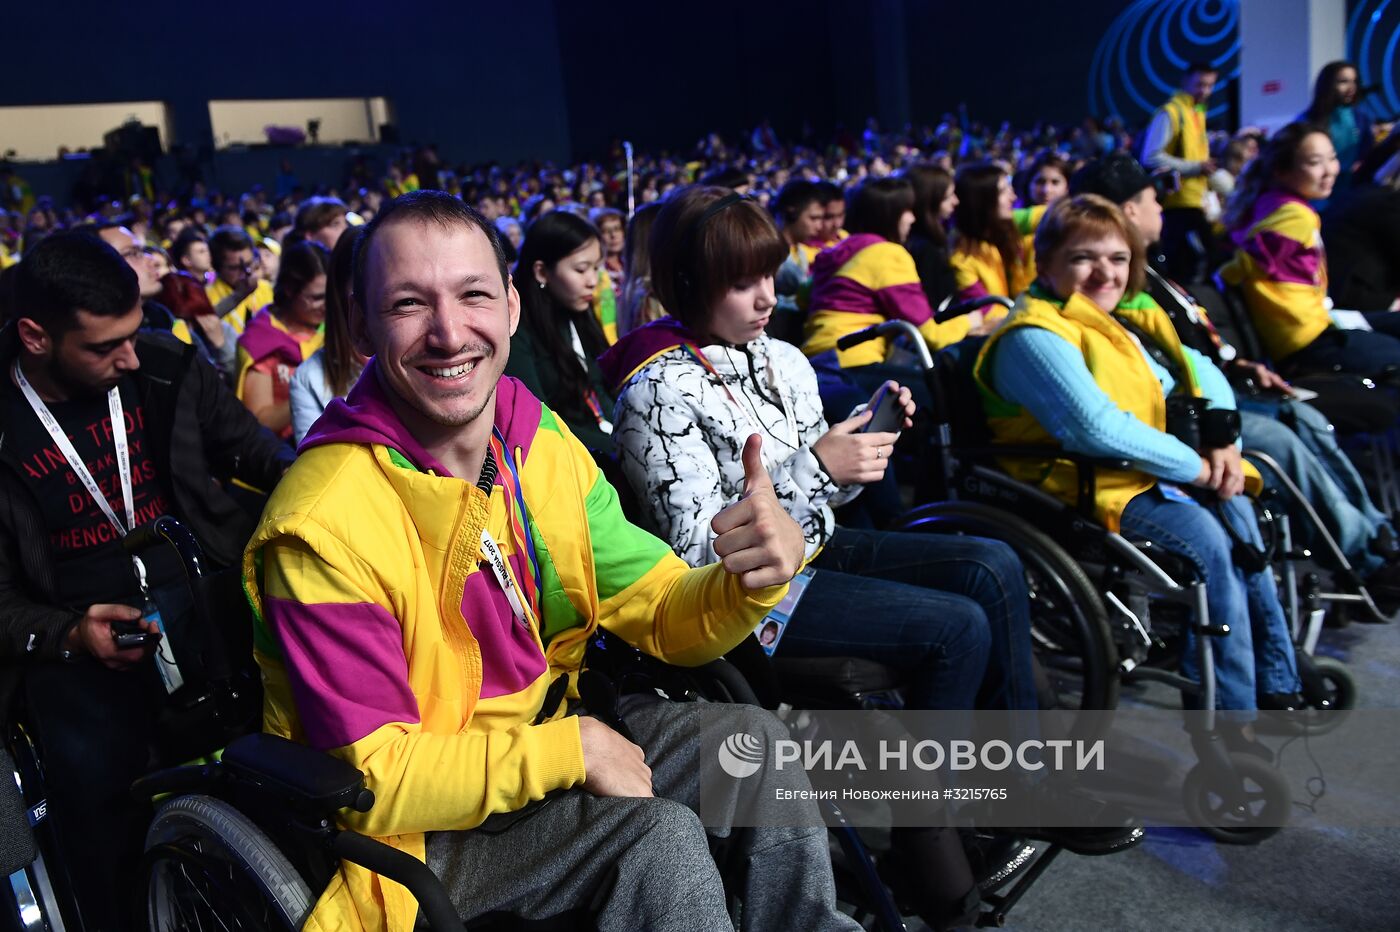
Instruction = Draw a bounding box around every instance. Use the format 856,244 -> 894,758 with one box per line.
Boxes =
242,190 -> 860,932
0,232 -> 294,930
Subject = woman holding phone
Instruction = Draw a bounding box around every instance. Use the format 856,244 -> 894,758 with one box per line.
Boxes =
603,186 -> 1138,926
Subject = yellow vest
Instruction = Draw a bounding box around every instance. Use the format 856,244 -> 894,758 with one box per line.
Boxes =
973,290 -> 1203,531
1158,92 -> 1210,210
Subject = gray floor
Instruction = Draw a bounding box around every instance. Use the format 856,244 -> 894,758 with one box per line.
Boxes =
1008,613 -> 1400,931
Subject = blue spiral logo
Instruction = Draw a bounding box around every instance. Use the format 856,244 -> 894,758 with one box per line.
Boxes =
717,732 -> 765,779
1089,0 -> 1241,124
1348,0 -> 1400,121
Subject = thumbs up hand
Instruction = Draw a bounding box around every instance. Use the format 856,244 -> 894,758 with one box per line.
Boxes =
710,434 -> 807,591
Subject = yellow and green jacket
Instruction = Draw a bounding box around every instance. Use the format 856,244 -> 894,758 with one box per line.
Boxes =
206,278 -> 275,336
243,365 -> 785,932
1156,92 -> 1210,210
592,267 -> 618,345
803,233 -> 970,366
949,204 -> 1045,307
1219,191 -> 1331,362
973,288 -> 1206,530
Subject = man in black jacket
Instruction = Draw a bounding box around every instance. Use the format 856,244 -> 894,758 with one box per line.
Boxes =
0,232 -> 292,930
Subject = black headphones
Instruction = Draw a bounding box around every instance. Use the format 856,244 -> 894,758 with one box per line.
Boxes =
674,192 -> 749,297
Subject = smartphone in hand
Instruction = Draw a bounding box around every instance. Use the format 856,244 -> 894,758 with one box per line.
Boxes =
863,384 -> 904,433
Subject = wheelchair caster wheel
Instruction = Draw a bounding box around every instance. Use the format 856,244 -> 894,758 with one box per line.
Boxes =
1183,753 -> 1289,845
1266,656 -> 1358,736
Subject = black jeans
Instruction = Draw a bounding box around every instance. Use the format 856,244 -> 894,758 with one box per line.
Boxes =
23,658 -> 163,932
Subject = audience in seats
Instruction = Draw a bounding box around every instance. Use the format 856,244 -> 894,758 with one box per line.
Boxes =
803,177 -> 971,403
976,195 -> 1302,722
0,233 -> 291,931
902,162 -> 961,312
605,187 -> 1140,927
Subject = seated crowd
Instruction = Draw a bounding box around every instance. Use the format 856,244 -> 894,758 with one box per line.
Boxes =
2,57 -> 1399,931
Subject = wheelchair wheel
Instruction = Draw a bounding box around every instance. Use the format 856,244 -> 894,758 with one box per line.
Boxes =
1271,655 -> 1358,736
893,501 -> 1120,718
1182,753 -> 1289,845
143,794 -> 314,931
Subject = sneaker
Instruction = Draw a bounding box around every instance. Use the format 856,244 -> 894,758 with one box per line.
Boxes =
964,784 -> 1144,856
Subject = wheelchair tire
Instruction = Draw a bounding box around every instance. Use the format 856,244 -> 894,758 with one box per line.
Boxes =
892,501 -> 1120,717
144,794 -> 314,931
1182,753 -> 1288,845
1271,655 -> 1357,736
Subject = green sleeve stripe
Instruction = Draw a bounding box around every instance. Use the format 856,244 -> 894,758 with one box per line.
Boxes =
585,471 -> 671,601
245,549 -> 283,660
528,509 -> 584,641
538,405 -> 562,434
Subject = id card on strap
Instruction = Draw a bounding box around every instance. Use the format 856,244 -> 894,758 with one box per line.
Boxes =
755,568 -> 815,656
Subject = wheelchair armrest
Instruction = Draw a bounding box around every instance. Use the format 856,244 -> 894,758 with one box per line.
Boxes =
220,733 -> 375,815
332,831 -> 464,930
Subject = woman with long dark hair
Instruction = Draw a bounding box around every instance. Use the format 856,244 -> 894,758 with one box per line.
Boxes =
504,210 -> 616,453
236,240 -> 328,438
1302,60 -> 1375,184
902,162 -> 959,310
950,162 -> 1046,311
289,226 -> 367,443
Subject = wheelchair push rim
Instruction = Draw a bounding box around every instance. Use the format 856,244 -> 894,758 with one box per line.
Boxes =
892,501 -> 1121,722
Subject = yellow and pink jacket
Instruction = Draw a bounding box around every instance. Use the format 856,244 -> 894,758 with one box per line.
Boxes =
1219,190 -> 1331,362
802,234 -> 971,367
242,366 -> 785,932
949,204 -> 1046,307
234,307 -> 324,399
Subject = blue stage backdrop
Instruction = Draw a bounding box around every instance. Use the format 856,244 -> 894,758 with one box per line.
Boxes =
1348,0 -> 1400,122
1088,0 -> 1240,126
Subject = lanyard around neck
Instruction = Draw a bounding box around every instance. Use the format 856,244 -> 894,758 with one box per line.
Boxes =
684,343 -> 797,456
568,321 -> 613,433
480,429 -> 543,628
13,361 -> 134,537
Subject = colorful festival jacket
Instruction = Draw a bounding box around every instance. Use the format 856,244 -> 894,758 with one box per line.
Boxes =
801,234 -> 970,366
242,364 -> 785,931
1219,190 -> 1332,362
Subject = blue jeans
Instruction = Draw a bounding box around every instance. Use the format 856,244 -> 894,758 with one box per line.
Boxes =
1238,405 -> 1391,575
1282,326 -> 1400,380
1120,488 -> 1301,711
782,527 -> 1037,710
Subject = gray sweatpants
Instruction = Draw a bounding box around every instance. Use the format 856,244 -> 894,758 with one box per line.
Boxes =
426,694 -> 859,931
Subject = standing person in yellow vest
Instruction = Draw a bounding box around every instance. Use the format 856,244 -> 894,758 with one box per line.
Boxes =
1143,62 -> 1220,284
